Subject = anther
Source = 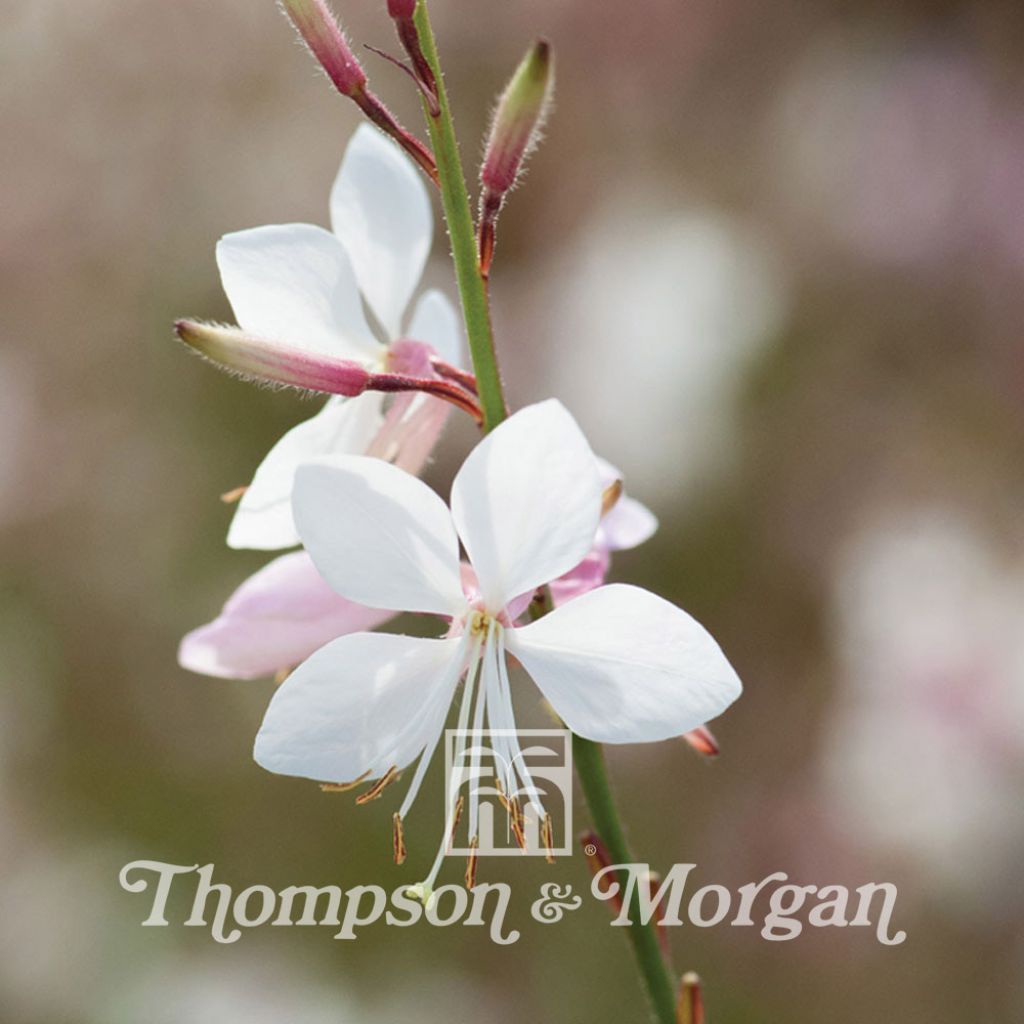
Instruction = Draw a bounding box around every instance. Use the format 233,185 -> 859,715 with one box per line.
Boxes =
510,798 -> 528,851
392,812 -> 407,865
355,765 -> 400,804
464,835 -> 479,890
541,813 -> 556,864
220,485 -> 248,504
319,769 -> 371,793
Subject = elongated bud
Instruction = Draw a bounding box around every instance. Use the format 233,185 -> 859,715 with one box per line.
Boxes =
481,40 -> 553,198
281,0 -> 366,96
387,0 -> 416,16
175,320 -> 370,396
676,973 -> 705,1024
478,40 -> 553,275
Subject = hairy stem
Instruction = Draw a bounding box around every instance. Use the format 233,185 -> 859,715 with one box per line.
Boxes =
411,2 -> 507,431
573,735 -> 678,1024
411,6 -> 674,1019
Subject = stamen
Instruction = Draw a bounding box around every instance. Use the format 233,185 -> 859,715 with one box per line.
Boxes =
319,769 -> 371,793
464,835 -> 479,890
355,765 -> 400,804
392,812 -> 407,865
467,623 -> 495,842
273,666 -> 292,685
510,797 -> 528,852
398,630 -> 477,820
493,776 -> 512,814
541,812 -> 556,864
220,485 -> 248,504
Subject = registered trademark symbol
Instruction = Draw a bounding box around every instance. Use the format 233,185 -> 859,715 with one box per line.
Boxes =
584,843 -> 597,857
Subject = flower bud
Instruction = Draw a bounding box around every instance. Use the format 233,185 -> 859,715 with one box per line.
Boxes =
481,40 -> 553,197
387,0 -> 417,17
175,320 -> 370,396
281,0 -> 366,97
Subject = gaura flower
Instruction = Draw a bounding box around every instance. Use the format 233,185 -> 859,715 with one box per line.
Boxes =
253,400 -> 742,892
212,124 -> 461,551
177,551 -> 395,681
179,457 -> 658,682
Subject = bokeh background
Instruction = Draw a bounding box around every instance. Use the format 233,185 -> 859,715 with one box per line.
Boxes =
3,0 -> 1024,1021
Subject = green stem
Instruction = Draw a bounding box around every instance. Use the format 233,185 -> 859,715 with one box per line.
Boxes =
412,3 -> 507,432
574,735 -> 678,1024
411,6 -> 674,1020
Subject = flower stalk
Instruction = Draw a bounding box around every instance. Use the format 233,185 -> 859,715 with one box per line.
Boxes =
573,735 -> 679,1024
410,2 -> 507,432
281,0 -> 438,183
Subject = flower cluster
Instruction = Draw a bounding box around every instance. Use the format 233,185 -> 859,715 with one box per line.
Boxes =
176,1 -> 742,899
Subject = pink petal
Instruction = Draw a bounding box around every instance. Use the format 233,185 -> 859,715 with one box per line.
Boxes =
179,551 -> 397,680
549,549 -> 612,607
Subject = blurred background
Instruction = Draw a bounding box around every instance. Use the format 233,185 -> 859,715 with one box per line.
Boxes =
2,0 -> 1024,1021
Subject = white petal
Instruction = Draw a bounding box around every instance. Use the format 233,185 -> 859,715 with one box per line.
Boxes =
228,395 -> 384,551
254,633 -> 462,782
330,125 -> 432,338
178,551 -> 396,680
451,400 -> 602,611
507,584 -> 742,743
599,495 -> 659,551
593,455 -> 657,550
217,223 -> 381,361
293,455 -> 465,616
408,289 -> 462,367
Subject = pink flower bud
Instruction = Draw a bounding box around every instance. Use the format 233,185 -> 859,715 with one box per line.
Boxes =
175,320 -> 370,396
281,0 -> 366,97
387,0 -> 417,17
481,40 -> 553,197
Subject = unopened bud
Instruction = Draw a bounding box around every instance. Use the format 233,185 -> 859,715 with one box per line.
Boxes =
676,973 -> 705,1024
175,320 -> 370,396
387,0 -> 417,17
281,0 -> 366,97
481,40 -> 553,197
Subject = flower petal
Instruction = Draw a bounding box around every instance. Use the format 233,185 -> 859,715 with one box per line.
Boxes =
594,456 -> 658,551
330,125 -> 432,338
217,223 -> 381,361
408,289 -> 462,368
450,400 -> 602,611
507,583 -> 742,743
228,395 -> 384,550
293,455 -> 465,616
548,550 -> 611,607
254,633 -> 463,782
599,495 -> 659,551
178,551 -> 396,680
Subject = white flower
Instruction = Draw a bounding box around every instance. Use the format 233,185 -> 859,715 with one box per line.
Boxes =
253,400 -> 742,889
217,125 -> 461,551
